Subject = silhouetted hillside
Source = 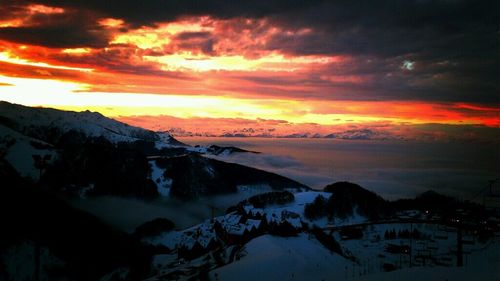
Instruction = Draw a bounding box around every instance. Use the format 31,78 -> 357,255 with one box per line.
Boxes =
0,160 -> 153,280
156,154 -> 308,199
323,181 -> 390,220
42,135 -> 159,198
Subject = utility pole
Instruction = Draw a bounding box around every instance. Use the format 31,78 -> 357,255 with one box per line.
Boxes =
32,154 -> 51,281
409,223 -> 413,268
34,241 -> 40,281
488,179 -> 498,196
457,226 -> 463,267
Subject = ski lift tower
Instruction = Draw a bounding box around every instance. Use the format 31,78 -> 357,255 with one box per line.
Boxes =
484,179 -> 500,213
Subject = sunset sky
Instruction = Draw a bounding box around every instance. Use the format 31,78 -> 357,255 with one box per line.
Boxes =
0,1 -> 498,140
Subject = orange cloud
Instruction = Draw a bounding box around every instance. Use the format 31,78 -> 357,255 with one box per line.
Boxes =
0,12 -> 498,141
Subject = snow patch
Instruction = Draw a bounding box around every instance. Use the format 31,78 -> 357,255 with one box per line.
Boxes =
0,124 -> 56,179
149,160 -> 172,197
237,184 -> 273,194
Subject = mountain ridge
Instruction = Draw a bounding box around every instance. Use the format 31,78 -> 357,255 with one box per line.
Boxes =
0,101 -> 183,146
0,101 -> 310,200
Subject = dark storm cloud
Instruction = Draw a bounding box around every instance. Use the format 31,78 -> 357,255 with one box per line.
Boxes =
169,31 -> 217,55
0,0 -> 497,103
2,0 -> 497,57
175,32 -> 213,41
260,0 -> 499,102
0,3 -> 110,48
0,26 -> 109,48
2,0 -> 323,26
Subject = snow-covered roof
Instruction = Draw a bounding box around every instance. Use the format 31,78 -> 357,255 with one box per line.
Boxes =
285,217 -> 302,229
243,205 -> 253,214
245,219 -> 262,231
177,222 -> 218,250
197,235 -> 215,248
216,214 -> 242,226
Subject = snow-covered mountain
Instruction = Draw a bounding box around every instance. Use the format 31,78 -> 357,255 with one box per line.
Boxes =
0,101 -> 182,145
0,101 -> 184,180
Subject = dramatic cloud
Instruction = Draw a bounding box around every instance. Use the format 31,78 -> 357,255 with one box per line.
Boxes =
0,0 -> 498,138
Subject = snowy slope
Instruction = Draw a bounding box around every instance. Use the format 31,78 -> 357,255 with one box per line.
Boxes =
0,101 -> 181,145
149,160 -> 172,197
141,187 -> 499,281
145,190 -> 367,258
211,235 -> 500,281
242,191 -> 367,228
356,240 -> 500,281
0,124 -> 56,178
211,234 -> 352,281
0,101 -> 183,178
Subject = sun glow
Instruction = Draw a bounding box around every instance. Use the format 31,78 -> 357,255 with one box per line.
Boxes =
0,52 -> 93,72
111,19 -> 213,49
0,4 -> 65,28
147,53 -> 336,72
27,4 -> 64,15
0,75 -> 282,119
0,75 -> 376,125
1,74 -> 497,128
61,48 -> 92,55
98,18 -> 125,28
0,19 -> 23,28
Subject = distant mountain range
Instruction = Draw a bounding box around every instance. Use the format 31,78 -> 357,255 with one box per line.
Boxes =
162,121 -> 500,143
166,127 -> 402,140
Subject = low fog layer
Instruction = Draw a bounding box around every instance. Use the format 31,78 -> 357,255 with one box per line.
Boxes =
181,137 -> 499,200
69,186 -> 272,232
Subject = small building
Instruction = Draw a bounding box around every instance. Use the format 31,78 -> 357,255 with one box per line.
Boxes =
214,213 -> 265,244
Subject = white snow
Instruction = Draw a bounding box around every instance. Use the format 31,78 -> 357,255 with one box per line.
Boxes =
356,240 -> 500,281
215,214 -> 242,226
148,220 -> 218,250
78,183 -> 94,199
204,164 -> 216,178
266,191 -> 331,215
245,219 -> 261,231
211,230 -> 500,281
147,231 -> 184,250
141,189 -> 499,281
154,131 -> 181,149
240,191 -> 357,229
211,234 -> 353,281
237,184 -> 273,194
0,101 -> 176,144
186,145 -> 208,154
0,124 -> 56,179
149,160 -> 172,197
